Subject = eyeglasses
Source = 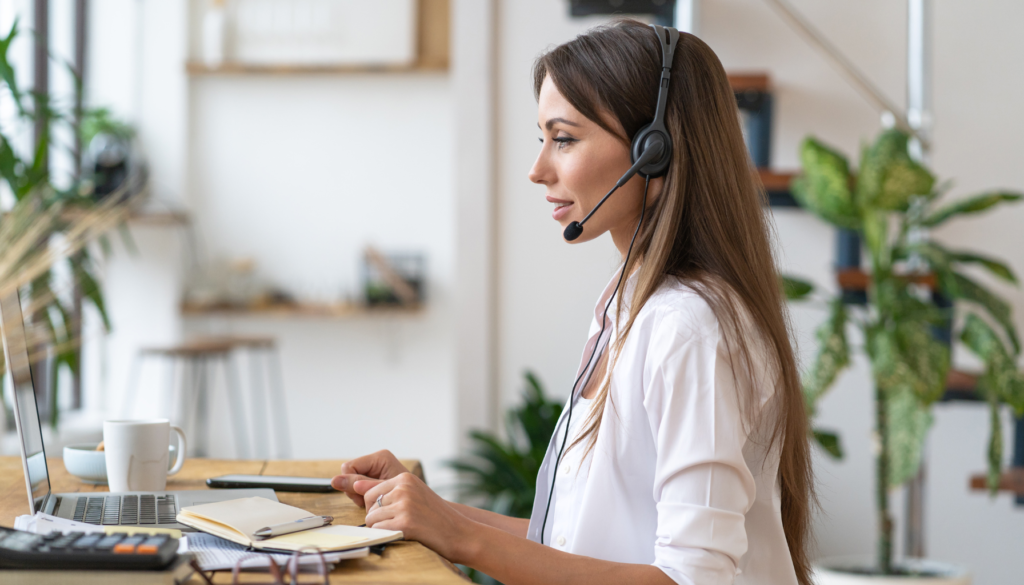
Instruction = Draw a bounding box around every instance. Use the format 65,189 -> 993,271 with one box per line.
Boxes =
188,546 -> 330,585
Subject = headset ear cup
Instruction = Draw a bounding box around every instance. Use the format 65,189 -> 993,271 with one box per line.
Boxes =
630,125 -> 673,178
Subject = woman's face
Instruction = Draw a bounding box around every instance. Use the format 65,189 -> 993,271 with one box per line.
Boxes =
529,75 -> 662,253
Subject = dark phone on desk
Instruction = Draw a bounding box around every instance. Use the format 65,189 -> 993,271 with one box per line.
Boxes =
206,474 -> 335,493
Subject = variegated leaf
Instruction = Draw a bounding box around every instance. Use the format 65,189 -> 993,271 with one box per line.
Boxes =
856,129 -> 935,212
802,299 -> 850,413
791,137 -> 859,229
884,384 -> 933,488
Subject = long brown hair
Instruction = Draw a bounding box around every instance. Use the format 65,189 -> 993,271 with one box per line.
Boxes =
534,20 -> 814,584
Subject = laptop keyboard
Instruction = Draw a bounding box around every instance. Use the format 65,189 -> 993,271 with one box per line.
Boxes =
72,495 -> 178,526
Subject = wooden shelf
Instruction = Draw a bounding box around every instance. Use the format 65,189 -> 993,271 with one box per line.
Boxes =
728,73 -> 771,93
836,268 -> 938,291
186,61 -> 447,75
181,301 -> 423,319
759,169 -> 795,192
970,468 -> 1024,496
188,0 -> 449,76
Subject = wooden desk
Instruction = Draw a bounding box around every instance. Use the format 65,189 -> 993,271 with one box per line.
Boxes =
0,456 -> 468,583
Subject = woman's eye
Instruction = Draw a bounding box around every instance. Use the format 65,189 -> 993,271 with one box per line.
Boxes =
553,137 -> 577,149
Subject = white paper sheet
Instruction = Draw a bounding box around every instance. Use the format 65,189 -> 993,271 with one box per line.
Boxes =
183,532 -> 368,571
13,512 -> 104,535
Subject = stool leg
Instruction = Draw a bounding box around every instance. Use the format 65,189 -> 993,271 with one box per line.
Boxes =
122,354 -> 143,418
179,358 -> 192,454
248,349 -> 270,459
194,357 -> 209,457
164,352 -> 179,422
267,347 -> 291,458
224,353 -> 250,459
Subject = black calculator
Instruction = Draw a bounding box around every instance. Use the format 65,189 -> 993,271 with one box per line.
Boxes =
0,525 -> 179,571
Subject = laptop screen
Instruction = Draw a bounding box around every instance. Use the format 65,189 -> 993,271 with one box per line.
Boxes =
0,292 -> 51,513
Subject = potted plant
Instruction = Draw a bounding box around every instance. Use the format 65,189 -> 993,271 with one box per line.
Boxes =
0,19 -> 139,429
448,371 -> 563,583
785,128 -> 1024,583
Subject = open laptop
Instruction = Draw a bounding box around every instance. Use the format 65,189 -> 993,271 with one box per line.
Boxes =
0,291 -> 278,530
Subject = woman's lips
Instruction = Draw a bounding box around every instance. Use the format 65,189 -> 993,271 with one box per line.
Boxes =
552,201 -> 573,221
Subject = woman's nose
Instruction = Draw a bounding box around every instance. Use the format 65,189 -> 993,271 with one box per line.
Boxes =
529,150 -> 551,185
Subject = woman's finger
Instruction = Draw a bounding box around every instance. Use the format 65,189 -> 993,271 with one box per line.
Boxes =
340,450 -> 407,480
359,476 -> 399,516
331,473 -> 372,492
330,473 -> 375,507
353,478 -> 386,497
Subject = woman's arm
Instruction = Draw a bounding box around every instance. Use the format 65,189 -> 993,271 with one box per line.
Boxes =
447,502 -> 529,537
358,473 -> 675,585
331,450 -> 528,537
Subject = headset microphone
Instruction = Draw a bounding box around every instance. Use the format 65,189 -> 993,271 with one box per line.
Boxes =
562,134 -> 665,241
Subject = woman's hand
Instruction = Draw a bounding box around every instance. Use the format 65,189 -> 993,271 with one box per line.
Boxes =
331,450 -> 410,507
357,472 -> 476,564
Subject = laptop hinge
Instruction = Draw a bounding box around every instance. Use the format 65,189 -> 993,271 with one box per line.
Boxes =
42,493 -> 59,515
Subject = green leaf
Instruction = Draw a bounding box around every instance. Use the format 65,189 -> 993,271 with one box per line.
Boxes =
790,137 -> 859,229
812,429 -> 843,459
74,255 -> 112,331
944,272 -> 1020,355
781,275 -> 814,300
918,242 -> 1018,285
856,129 -> 935,212
802,299 -> 849,413
947,251 -> 1018,284
922,192 -> 1023,227
884,384 -> 933,487
896,320 -> 950,404
0,19 -> 25,114
960,314 -> 1024,416
861,209 -> 890,272
447,371 -> 564,519
987,400 -> 1002,495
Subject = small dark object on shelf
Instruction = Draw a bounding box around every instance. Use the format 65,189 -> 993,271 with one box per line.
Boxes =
569,0 -> 676,23
362,248 -> 425,307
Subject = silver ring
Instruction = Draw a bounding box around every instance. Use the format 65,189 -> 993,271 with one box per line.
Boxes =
376,494 -> 384,509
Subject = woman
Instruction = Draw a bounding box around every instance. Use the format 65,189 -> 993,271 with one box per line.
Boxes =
331,20 -> 814,585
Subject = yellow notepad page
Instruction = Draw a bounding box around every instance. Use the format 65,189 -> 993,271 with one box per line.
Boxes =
177,496 -> 404,552
258,524 -> 402,553
177,497 -> 315,546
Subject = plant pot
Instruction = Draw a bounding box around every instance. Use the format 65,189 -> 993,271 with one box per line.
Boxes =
814,556 -> 970,585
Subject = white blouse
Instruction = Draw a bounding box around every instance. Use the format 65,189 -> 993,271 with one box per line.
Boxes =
526,270 -> 798,585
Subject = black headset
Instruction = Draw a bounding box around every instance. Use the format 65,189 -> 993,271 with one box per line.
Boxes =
562,24 -> 680,242
540,24 -> 680,546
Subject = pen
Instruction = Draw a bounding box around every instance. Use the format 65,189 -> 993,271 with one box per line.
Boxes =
254,515 -> 334,538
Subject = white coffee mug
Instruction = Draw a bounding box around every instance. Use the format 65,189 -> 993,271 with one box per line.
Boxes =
103,419 -> 187,492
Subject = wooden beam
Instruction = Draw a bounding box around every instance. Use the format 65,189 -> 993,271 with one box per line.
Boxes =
187,0 -> 450,75
836,268 -> 938,291
970,468 -> 1024,496
758,169 -> 794,192
728,73 -> 770,93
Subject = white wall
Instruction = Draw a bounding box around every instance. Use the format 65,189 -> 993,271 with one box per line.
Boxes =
182,70 -> 457,480
78,0 -> 462,490
492,1 -> 1024,583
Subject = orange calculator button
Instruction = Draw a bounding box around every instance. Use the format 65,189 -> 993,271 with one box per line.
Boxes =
137,544 -> 159,554
113,543 -> 136,554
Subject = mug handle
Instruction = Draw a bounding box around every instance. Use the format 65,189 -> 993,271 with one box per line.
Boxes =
168,426 -> 187,476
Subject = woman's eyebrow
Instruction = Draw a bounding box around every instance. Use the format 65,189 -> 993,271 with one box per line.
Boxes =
541,117 -> 581,130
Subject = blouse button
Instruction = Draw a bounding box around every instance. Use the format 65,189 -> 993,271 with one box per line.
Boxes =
561,462 -> 571,475
556,535 -> 567,547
